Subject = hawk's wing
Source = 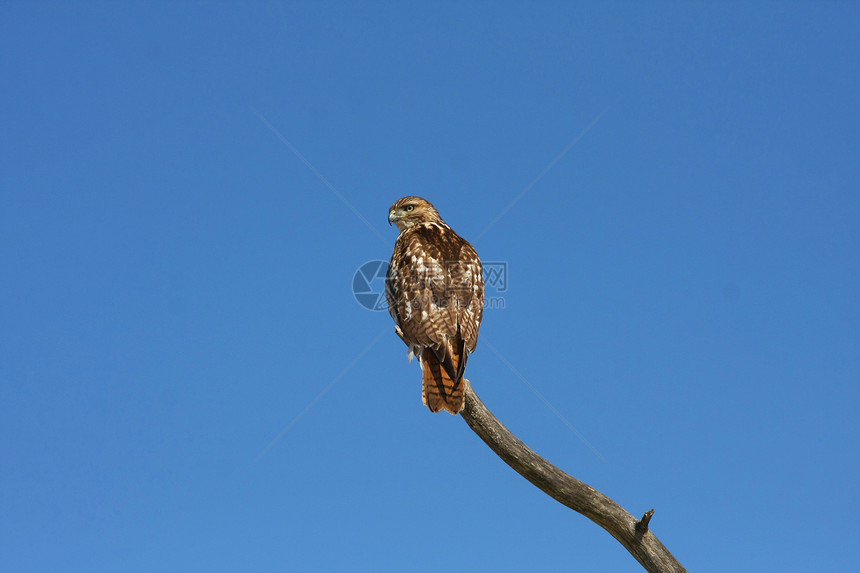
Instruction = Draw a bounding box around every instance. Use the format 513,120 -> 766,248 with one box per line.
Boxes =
450,240 -> 484,353
386,222 -> 483,353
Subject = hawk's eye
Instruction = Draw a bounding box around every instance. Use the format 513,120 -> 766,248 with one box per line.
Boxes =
404,205 -> 415,212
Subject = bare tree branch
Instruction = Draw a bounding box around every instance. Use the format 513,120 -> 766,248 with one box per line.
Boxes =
460,382 -> 687,573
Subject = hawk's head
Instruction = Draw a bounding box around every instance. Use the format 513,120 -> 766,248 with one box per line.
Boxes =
388,196 -> 443,232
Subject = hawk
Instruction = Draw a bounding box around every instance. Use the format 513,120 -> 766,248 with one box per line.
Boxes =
386,197 -> 484,414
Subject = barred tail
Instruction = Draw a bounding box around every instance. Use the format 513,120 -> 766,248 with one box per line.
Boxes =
421,339 -> 467,414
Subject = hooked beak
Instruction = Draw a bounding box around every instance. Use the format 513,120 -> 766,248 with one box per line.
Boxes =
388,210 -> 397,226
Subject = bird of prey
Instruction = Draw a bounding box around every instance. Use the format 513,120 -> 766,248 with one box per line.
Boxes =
386,197 -> 484,414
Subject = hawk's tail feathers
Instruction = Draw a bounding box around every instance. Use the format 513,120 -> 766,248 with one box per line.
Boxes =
421,343 -> 467,414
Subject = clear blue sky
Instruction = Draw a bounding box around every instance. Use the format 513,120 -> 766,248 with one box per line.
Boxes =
1,2 -> 858,572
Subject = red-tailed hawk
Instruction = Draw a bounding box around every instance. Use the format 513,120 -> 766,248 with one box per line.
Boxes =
386,197 -> 484,414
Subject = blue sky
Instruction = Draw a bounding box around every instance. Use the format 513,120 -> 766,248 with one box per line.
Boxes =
1,2 -> 858,571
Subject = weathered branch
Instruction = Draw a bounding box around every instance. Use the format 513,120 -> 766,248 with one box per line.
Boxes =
460,382 -> 687,573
